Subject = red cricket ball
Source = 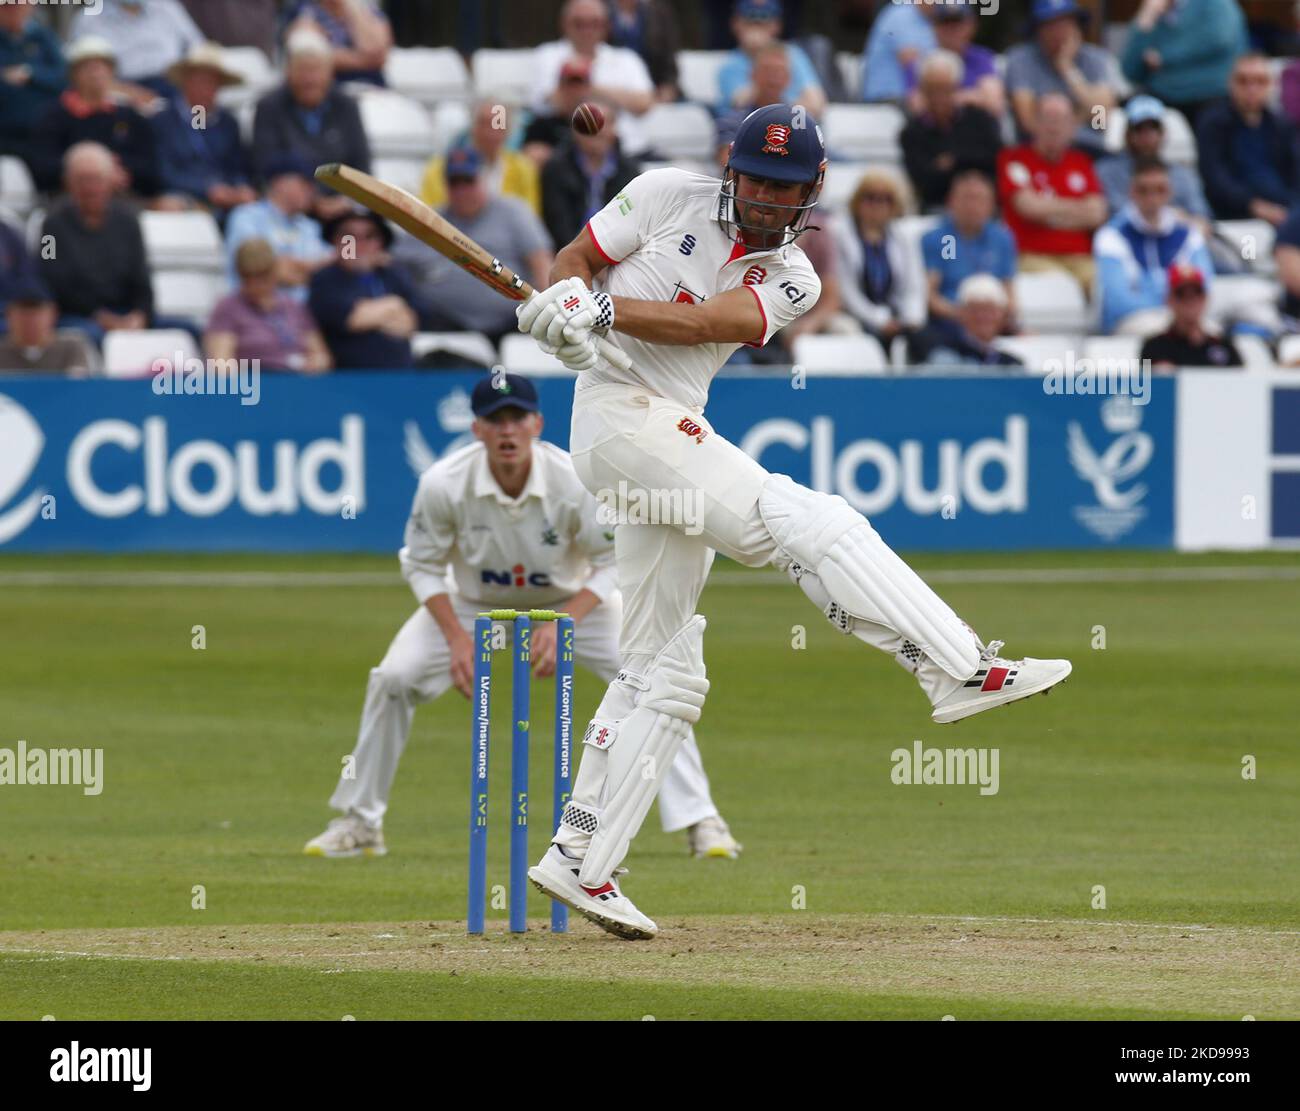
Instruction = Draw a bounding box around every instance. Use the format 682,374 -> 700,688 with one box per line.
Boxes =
571,102 -> 605,136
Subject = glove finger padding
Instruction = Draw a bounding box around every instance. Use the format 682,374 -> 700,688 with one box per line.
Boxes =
529,302 -> 564,343
556,336 -> 598,371
516,280 -> 573,334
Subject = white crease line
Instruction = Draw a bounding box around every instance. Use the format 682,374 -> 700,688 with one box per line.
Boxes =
0,566 -> 1297,589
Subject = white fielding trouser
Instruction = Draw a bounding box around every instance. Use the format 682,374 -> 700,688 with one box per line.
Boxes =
328,591 -> 721,832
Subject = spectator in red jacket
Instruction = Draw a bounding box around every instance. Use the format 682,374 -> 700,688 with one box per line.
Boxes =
997,92 -> 1106,294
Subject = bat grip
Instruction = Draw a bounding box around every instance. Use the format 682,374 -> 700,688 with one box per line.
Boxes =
596,334 -> 632,372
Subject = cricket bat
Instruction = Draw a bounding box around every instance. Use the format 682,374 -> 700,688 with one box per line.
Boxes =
314,162 -> 631,371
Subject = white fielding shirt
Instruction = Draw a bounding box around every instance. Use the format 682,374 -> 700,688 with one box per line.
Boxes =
584,167 -> 822,410
399,440 -> 619,608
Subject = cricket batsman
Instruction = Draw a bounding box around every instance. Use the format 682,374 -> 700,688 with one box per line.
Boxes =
304,373 -> 741,861
518,104 -> 1073,939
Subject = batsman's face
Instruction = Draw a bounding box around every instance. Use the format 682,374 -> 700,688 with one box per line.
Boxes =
474,408 -> 542,467
735,172 -> 808,231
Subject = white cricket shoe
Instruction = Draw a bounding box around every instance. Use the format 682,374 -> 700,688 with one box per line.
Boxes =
930,640 -> 1072,725
687,815 -> 742,859
303,814 -> 387,858
528,845 -> 658,940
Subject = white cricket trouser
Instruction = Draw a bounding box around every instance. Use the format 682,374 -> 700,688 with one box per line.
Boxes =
328,591 -> 721,831
569,381 -> 780,673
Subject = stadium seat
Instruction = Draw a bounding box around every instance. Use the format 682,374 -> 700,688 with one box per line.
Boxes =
1208,274 -> 1282,332
222,47 -> 276,92
1082,334 -> 1141,365
677,50 -> 728,106
822,104 -> 904,162
102,329 -> 199,378
385,47 -> 471,105
1215,219 -> 1276,275
791,333 -> 888,374
1013,270 -> 1088,333
153,270 -> 224,323
471,49 -> 536,105
412,331 -> 498,367
430,100 -> 473,156
499,332 -> 575,375
1160,107 -> 1197,166
356,89 -> 434,158
1235,332 -> 1277,371
835,52 -> 861,101
371,157 -> 426,197
141,210 -> 224,272
0,156 -> 36,218
1104,106 -> 1127,153
993,334 -> 1076,373
1277,334 -> 1300,366
641,103 -> 716,161
894,214 -> 940,250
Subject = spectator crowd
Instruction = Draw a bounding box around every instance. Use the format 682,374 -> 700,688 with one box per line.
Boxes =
4,0 -> 1300,375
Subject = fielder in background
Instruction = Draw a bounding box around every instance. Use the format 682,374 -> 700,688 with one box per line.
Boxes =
305,372 -> 740,861
518,103 -> 1072,940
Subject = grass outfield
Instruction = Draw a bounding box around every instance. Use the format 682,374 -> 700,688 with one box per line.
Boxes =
1,550 -> 1297,1020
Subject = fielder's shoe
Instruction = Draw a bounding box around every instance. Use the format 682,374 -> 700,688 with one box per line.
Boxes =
528,844 -> 657,940
930,640 -> 1071,724
303,814 -> 387,858
687,815 -> 742,859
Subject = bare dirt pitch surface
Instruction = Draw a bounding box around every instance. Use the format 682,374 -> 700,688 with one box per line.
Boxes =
2,914 -> 1296,1019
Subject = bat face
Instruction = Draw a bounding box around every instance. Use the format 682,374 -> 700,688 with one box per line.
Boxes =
314,162 -> 532,301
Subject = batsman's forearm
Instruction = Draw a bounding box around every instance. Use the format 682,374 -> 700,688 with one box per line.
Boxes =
609,295 -> 710,345
549,244 -> 595,288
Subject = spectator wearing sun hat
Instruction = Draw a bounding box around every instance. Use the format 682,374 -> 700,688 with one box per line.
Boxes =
68,0 -> 204,99
32,36 -> 161,197
310,209 -> 425,369
152,42 -> 254,217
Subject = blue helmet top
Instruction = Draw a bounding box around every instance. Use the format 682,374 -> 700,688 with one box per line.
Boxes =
726,103 -> 826,186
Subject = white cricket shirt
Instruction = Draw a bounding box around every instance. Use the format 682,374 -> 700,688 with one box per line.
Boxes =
584,167 -> 822,410
399,440 -> 619,607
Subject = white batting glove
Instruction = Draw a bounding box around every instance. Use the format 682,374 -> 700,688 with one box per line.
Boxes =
549,279 -> 614,346
540,332 -> 599,373
516,279 -> 574,341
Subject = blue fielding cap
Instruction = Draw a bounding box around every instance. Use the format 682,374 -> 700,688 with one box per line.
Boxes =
727,103 -> 825,185
472,373 -> 540,418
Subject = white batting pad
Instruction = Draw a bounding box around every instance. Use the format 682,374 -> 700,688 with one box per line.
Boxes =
760,475 -> 980,680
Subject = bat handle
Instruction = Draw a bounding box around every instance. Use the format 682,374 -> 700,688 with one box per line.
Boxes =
596,334 -> 632,372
